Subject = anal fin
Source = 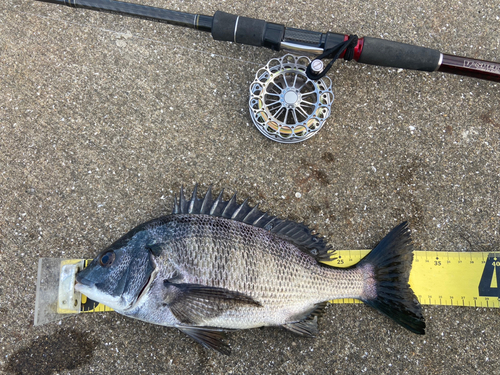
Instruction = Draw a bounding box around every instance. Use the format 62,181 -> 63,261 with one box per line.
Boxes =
282,301 -> 328,337
177,326 -> 231,355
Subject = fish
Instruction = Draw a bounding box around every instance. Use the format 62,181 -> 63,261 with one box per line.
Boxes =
75,185 -> 425,354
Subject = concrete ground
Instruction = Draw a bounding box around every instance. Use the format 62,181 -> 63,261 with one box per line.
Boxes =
1,0 -> 499,373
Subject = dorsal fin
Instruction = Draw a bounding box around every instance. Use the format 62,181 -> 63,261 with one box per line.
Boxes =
171,185 -> 333,261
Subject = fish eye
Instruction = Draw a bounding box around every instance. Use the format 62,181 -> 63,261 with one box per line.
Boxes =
99,251 -> 115,267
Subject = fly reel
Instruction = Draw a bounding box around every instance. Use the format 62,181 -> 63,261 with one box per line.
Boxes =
249,54 -> 334,143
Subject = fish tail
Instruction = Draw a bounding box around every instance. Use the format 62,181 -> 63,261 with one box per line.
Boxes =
357,222 -> 425,334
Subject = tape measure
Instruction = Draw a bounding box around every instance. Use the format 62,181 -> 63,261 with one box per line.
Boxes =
324,250 -> 500,308
58,251 -> 500,315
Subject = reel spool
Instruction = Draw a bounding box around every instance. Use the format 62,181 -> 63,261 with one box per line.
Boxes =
249,54 -> 334,143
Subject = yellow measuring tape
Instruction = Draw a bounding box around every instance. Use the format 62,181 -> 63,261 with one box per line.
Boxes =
324,250 -> 500,308
76,251 -> 500,313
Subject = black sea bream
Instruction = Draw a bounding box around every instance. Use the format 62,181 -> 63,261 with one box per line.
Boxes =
75,186 -> 425,354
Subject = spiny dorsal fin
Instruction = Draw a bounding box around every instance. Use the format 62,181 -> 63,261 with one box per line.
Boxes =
171,185 -> 332,261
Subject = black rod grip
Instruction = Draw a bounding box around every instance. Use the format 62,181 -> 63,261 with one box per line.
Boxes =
211,11 -> 239,41
211,11 -> 284,50
358,37 -> 441,71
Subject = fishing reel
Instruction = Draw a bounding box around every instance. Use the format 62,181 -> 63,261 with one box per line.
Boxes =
249,54 -> 334,143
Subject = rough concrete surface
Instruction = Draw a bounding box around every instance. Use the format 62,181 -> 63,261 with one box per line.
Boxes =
1,0 -> 499,373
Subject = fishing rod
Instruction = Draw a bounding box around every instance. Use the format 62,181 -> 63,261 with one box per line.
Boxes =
36,0 -> 500,143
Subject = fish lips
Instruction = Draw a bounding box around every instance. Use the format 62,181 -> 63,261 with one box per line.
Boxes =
74,273 -> 100,298
74,279 -> 91,295
74,270 -> 103,295
75,271 -> 93,288
74,276 -> 123,309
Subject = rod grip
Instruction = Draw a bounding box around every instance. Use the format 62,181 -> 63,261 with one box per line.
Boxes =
211,11 -> 284,50
358,37 -> 441,71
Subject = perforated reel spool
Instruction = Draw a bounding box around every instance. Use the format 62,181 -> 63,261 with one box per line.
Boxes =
249,54 -> 334,143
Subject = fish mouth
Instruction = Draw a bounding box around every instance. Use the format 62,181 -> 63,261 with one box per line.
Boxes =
74,268 -> 96,294
74,272 -> 93,293
74,277 -> 102,299
74,279 -> 93,297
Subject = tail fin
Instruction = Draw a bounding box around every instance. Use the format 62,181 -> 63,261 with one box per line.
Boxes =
358,222 -> 425,334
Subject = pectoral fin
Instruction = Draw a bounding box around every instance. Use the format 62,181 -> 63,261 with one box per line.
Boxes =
177,326 -> 231,355
163,280 -> 261,324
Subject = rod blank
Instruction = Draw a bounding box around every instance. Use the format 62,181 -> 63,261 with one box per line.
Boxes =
37,0 -> 210,29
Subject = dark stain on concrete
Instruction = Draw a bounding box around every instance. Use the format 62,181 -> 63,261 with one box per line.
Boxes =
321,152 -> 335,163
294,158 -> 330,187
5,329 -> 98,375
479,110 -> 500,128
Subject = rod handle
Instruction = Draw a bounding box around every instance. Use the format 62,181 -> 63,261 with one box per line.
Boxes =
211,11 -> 284,50
358,37 -> 441,72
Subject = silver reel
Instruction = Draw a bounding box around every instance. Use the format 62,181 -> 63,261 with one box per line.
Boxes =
249,54 -> 334,143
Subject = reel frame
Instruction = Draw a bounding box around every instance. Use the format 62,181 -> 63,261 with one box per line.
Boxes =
249,54 -> 334,143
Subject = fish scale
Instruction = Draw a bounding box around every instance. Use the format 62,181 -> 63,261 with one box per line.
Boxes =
146,214 -> 366,328
74,186 -> 424,354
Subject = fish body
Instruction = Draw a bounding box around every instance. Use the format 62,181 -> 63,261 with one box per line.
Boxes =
76,186 -> 425,354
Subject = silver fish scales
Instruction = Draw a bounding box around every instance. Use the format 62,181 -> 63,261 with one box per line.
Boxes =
76,186 -> 425,354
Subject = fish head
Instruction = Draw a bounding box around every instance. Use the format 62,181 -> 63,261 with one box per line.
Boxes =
75,230 -> 157,311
